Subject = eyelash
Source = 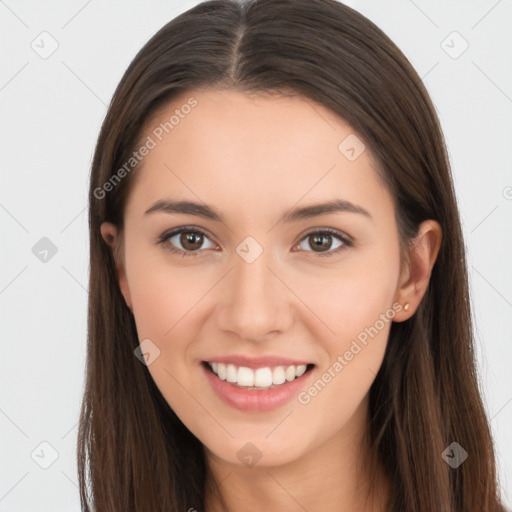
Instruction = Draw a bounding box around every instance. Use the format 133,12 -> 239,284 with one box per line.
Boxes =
156,226 -> 353,259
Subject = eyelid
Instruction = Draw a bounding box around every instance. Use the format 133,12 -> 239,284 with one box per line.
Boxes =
156,225 -> 353,257
298,226 -> 353,245
294,227 -> 353,257
155,226 -> 217,255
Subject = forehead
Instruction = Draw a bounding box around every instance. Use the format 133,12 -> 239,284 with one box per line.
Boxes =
126,88 -> 392,223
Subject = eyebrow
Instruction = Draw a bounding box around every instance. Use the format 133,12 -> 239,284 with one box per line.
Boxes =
144,198 -> 372,224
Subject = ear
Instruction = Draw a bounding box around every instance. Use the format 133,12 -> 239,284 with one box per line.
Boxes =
393,220 -> 442,322
100,222 -> 133,311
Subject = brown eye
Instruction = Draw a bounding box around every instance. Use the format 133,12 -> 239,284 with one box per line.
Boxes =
308,233 -> 334,252
180,232 -> 204,251
158,227 -> 216,257
296,228 -> 352,257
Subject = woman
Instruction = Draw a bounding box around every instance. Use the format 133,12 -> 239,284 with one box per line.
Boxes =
78,0 -> 507,510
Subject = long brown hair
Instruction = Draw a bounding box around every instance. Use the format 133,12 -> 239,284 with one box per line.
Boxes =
78,0 -> 506,510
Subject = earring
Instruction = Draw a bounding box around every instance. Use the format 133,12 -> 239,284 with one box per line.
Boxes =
404,303 -> 410,311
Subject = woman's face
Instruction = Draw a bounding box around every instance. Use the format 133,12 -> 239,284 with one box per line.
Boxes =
102,89 -> 411,468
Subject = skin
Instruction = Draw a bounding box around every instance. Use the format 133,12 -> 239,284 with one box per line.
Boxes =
101,89 -> 442,512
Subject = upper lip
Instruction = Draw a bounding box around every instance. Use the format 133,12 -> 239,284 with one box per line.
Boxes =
203,355 -> 314,369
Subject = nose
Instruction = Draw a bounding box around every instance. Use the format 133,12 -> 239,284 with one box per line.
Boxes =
215,248 -> 293,343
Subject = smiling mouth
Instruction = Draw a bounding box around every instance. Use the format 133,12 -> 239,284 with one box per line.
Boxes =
202,361 -> 315,390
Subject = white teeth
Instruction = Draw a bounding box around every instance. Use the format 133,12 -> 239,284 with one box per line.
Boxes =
207,362 -> 310,388
285,365 -> 296,382
217,363 -> 226,380
237,367 -> 254,386
272,366 -> 286,384
226,364 -> 237,383
254,367 -> 273,387
295,365 -> 307,377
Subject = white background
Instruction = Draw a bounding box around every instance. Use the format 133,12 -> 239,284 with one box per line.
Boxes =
0,0 -> 511,510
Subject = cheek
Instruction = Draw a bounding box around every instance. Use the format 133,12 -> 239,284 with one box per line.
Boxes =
296,294 -> 394,447
125,251 -> 218,402
126,248 -> 209,340
291,249 -> 398,413
295,248 -> 400,342
125,253 -> 208,415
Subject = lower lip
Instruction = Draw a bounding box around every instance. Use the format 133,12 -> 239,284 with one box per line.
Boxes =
201,362 -> 314,412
